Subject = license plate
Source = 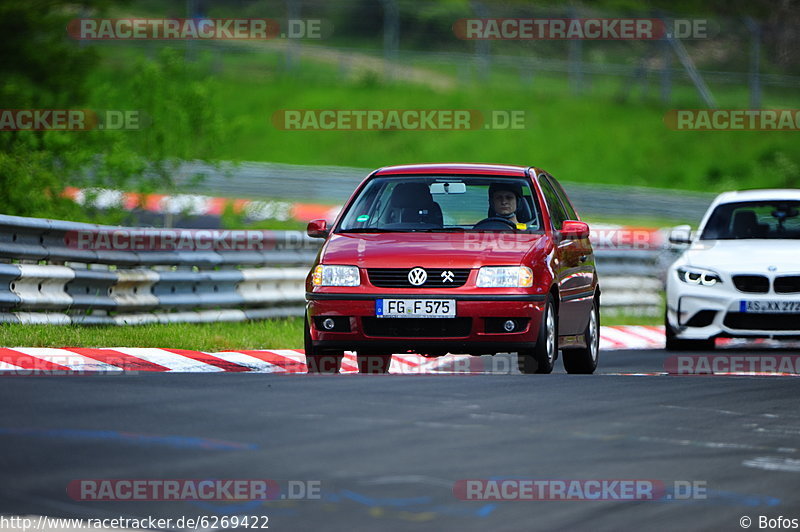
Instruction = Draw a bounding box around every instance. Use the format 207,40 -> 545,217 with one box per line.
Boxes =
376,299 -> 456,318
740,300 -> 800,313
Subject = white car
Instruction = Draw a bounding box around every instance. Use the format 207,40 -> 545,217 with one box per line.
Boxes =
665,189 -> 800,350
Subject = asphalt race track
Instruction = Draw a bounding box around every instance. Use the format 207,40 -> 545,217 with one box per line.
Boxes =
2,347 -> 799,531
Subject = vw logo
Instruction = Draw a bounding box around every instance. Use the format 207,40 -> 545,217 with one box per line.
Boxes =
408,267 -> 428,286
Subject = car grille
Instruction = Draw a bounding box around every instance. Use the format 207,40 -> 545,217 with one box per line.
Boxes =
732,275 -> 770,293
362,317 -> 471,337
367,268 -> 470,288
774,276 -> 800,294
723,312 -> 800,331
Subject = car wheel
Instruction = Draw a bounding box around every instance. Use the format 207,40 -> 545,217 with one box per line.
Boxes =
563,299 -> 599,374
664,310 -> 715,351
357,352 -> 392,374
518,296 -> 557,374
304,317 -> 343,374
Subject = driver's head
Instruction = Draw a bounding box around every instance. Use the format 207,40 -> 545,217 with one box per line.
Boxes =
489,182 -> 522,219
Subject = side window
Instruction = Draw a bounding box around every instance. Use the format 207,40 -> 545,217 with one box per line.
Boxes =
546,175 -> 578,221
538,175 -> 567,230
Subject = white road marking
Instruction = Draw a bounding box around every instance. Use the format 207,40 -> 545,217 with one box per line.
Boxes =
742,456 -> 800,473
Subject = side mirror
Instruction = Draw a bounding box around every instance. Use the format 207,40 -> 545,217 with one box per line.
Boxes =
307,219 -> 329,238
669,225 -> 693,244
561,220 -> 590,239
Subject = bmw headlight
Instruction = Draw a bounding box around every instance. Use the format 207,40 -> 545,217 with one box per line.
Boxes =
477,266 -> 533,288
677,267 -> 722,286
312,265 -> 360,287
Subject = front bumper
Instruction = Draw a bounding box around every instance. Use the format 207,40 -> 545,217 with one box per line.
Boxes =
306,292 -> 546,355
666,292 -> 800,339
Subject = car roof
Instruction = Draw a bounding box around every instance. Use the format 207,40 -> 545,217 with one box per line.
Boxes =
374,163 -> 532,177
712,189 -> 800,205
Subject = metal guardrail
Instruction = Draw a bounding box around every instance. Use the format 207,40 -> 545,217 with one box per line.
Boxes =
0,214 -> 316,325
595,248 -> 677,316
0,214 -> 672,324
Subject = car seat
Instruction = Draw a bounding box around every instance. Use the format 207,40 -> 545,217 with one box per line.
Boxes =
387,183 -> 443,226
732,210 -> 759,238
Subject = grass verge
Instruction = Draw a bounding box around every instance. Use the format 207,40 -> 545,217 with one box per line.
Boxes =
600,311 -> 663,327
89,44 -> 800,195
0,319 -> 303,351
0,310 -> 662,351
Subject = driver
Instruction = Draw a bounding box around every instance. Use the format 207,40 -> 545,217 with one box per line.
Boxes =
488,182 -> 523,225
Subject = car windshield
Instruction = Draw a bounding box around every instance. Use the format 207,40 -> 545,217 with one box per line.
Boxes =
700,200 -> 800,240
337,176 -> 542,233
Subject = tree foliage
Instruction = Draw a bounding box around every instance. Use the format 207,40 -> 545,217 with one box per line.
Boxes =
0,0 -> 225,221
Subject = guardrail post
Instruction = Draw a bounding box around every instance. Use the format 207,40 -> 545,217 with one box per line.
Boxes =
0,264 -> 22,311
660,34 -> 672,104
568,6 -> 584,95
380,0 -> 399,81
285,0 -> 301,71
470,1 -> 490,81
745,17 -> 762,109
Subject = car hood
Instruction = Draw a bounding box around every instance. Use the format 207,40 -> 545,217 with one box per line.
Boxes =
683,239 -> 800,273
321,232 -> 552,269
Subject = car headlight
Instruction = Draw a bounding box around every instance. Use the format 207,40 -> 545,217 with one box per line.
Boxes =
477,266 -> 533,287
677,267 -> 722,286
312,265 -> 361,287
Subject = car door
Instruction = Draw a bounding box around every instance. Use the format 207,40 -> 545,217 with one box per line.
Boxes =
538,174 -> 593,335
547,173 -> 596,296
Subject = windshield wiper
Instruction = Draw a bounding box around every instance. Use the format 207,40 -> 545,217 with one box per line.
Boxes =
408,228 -> 466,232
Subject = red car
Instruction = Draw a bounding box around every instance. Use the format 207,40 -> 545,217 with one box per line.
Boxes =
304,163 -> 600,374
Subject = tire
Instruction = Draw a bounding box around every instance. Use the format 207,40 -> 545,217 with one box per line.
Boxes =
664,310 -> 715,351
518,296 -> 557,374
304,317 -> 343,374
562,299 -> 599,374
357,352 -> 392,374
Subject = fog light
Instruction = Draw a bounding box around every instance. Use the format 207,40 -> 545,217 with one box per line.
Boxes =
503,319 -> 516,332
322,318 -> 336,330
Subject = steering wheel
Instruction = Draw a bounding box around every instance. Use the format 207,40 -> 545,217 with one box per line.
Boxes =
473,217 -> 518,230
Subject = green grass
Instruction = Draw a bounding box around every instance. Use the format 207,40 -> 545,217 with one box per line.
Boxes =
600,310 -> 663,327
600,292 -> 665,326
87,43 -> 800,197
0,319 -> 303,351
0,310 -> 663,350
213,77 -> 800,193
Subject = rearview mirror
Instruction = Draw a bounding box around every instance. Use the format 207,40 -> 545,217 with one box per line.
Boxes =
430,182 -> 466,194
307,219 -> 329,238
561,220 -> 590,239
669,225 -> 693,244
